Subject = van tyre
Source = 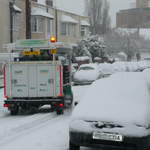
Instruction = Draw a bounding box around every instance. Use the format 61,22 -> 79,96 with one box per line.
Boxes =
10,107 -> 19,115
56,109 -> 64,115
69,141 -> 80,150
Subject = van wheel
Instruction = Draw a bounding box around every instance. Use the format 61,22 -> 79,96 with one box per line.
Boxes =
10,107 -> 19,115
69,141 -> 80,150
56,109 -> 64,115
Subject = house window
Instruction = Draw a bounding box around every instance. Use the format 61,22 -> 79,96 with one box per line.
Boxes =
31,16 -> 44,33
47,19 -> 52,33
31,17 -> 38,32
13,13 -> 21,32
46,0 -> 53,7
38,17 -> 44,32
61,23 -> 67,35
81,26 -> 86,37
61,23 -> 76,36
72,24 -> 76,37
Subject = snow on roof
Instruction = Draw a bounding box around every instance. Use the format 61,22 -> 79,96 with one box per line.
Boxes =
72,72 -> 150,128
61,15 -> 78,24
81,20 -> 90,26
13,4 -> 22,13
31,7 -> 54,19
75,56 -> 90,61
38,0 -> 46,5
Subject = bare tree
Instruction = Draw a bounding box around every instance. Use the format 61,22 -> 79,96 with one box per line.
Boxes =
104,28 -> 148,61
86,0 -> 111,35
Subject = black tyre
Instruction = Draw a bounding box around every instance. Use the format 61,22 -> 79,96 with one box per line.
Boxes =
69,141 -> 80,150
10,107 -> 19,115
56,109 -> 64,115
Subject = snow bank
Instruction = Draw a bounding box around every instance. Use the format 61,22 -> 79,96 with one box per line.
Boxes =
72,72 -> 150,131
98,61 -> 150,73
99,63 -> 114,75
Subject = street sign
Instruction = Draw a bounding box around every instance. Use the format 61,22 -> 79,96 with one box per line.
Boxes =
22,50 -> 40,56
50,49 -> 57,54
16,39 -> 49,48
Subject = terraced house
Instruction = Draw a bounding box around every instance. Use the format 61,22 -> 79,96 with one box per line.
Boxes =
0,0 -> 90,53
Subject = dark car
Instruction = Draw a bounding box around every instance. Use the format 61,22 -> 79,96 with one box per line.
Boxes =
69,72 -> 150,150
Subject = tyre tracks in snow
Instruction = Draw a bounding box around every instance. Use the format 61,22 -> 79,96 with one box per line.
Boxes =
0,113 -> 60,146
0,108 -> 73,147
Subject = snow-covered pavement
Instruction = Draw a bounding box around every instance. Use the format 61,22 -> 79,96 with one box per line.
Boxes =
0,85 -> 90,150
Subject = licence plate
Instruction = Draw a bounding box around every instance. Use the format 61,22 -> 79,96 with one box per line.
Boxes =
93,132 -> 123,142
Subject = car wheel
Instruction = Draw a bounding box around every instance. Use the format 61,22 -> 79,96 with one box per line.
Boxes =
69,141 -> 80,150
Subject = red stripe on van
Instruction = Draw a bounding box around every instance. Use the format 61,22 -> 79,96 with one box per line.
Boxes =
59,66 -> 63,97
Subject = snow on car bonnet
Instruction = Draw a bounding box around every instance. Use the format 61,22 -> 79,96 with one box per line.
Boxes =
72,72 -> 150,127
74,63 -> 99,81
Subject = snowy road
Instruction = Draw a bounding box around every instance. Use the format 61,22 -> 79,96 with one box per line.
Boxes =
0,85 -> 92,150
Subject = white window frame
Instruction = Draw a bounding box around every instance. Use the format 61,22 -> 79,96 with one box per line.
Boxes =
61,23 -> 76,37
47,19 -> 53,34
13,13 -> 21,32
81,26 -> 86,37
61,23 -> 67,35
31,16 -> 44,33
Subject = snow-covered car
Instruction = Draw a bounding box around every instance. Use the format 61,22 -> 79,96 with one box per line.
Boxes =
73,63 -> 103,85
69,72 -> 150,150
71,65 -> 77,79
99,63 -> 114,77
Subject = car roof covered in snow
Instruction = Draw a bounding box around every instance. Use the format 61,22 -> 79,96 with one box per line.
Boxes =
72,72 -> 150,127
79,63 -> 99,69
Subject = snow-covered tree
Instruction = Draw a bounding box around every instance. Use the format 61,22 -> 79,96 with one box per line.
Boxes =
73,35 -> 106,61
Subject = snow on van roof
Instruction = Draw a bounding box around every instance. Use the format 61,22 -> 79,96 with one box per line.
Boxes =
72,72 -> 150,127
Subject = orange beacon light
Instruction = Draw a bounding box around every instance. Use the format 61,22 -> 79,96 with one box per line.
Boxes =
50,36 -> 56,43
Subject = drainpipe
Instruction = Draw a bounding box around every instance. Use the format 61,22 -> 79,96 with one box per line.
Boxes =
55,8 -> 58,41
9,2 -> 14,43
26,0 -> 31,39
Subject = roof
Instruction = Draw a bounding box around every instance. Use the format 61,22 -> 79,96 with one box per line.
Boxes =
81,20 -> 90,26
61,15 -> 78,24
31,7 -> 54,19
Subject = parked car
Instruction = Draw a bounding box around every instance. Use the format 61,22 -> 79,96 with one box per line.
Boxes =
71,64 -> 77,79
69,72 -> 150,150
73,63 -> 103,85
